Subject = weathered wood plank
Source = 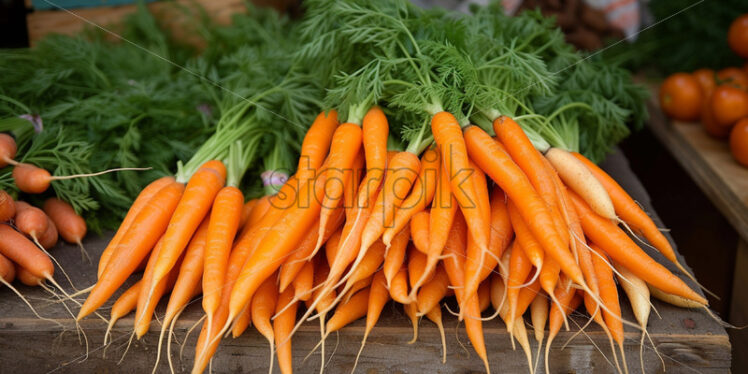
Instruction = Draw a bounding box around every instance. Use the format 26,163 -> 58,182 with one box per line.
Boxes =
0,149 -> 730,373
646,92 -> 748,243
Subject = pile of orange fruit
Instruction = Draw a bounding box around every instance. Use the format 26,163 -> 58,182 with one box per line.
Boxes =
659,14 -> 748,167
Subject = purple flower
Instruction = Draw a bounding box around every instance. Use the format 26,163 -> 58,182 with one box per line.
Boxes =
19,114 -> 43,133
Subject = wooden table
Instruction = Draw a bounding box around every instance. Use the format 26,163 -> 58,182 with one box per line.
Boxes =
647,94 -> 748,372
0,150 -> 730,373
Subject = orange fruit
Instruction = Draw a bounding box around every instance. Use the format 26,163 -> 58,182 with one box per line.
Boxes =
659,73 -> 703,121
701,92 -> 731,138
711,85 -> 748,127
729,118 -> 748,167
693,68 -> 716,96
717,67 -> 748,90
728,14 -> 748,59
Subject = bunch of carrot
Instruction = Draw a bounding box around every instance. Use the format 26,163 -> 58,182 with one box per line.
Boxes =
0,187 -> 88,312
73,107 -> 709,374
62,1 -> 712,373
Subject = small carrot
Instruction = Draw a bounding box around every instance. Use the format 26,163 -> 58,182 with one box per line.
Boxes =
326,288 -> 370,334
146,160 -> 226,308
416,264 -> 449,315
425,306 -> 448,364
296,110 -> 339,182
14,201 -> 48,242
353,107 -> 389,218
590,245 -> 624,346
507,201 -> 543,280
546,148 -> 615,220
0,133 -> 18,167
38,215 -> 58,250
252,275 -> 279,372
356,150 -> 421,275
440,212 -> 490,373
389,267 -> 410,304
104,280 -> 141,344
78,181 -> 184,320
0,253 -> 16,283
478,279 -> 491,312
293,261 -> 314,302
202,185 -> 244,334
477,185 -> 514,282
134,241 -> 184,338
404,301 -> 420,344
382,148 -> 440,247
410,210 -> 430,254
0,224 -> 53,280
352,270 -> 389,372
544,277 -> 582,374
338,240 -> 385,302
410,161 -> 456,298
316,123 -> 363,250
431,112 -> 490,256
384,226 -> 410,288
12,163 -> 148,194
569,191 -> 707,305
97,176 -> 175,277
274,287 -> 298,374
507,240 -> 533,332
463,159 -> 492,302
530,292 -> 549,344
237,199 -> 257,229
0,190 -> 15,222
42,198 -> 88,260
153,218 -> 208,371
15,265 -> 42,286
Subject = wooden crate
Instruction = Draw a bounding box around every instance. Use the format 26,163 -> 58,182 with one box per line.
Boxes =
0,150 -> 730,373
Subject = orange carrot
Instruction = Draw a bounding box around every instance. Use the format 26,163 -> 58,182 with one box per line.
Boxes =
326,288 -> 370,334
12,163 -> 147,194
38,215 -> 58,249
569,191 -> 707,304
382,148 -> 440,247
0,253 -> 16,283
202,186 -> 244,328
146,160 -> 226,305
352,270 -> 390,373
0,190 -> 15,222
134,240 -> 184,338
464,125 -> 585,287
410,210 -> 430,254
317,123 -> 363,249
478,279 -> 491,312
0,133 -> 18,167
590,245 -> 623,345
14,202 -> 48,241
104,280 -> 141,342
389,267 -> 410,304
357,150 -> 421,269
355,107 -> 389,213
507,240 -> 532,331
250,274 -> 278,373
408,248 -> 433,289
290,260 -> 313,302
494,116 -> 558,205
431,112 -> 490,255
237,199 -> 257,229
507,201 -> 543,276
463,159 -> 492,301
0,224 -> 53,280
440,212 -> 490,372
97,176 -> 175,277
416,264 -> 449,315
478,185 -> 514,282
42,198 -> 87,245
78,181 -> 184,320
274,287 -> 298,374
384,226 -> 410,288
